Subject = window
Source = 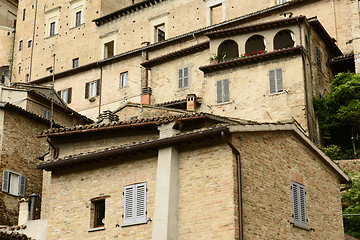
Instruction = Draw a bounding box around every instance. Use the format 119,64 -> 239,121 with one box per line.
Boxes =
278,0 -> 288,3
2,170 -> 26,197
49,22 -> 56,36
72,58 -> 79,68
42,109 -> 51,120
269,69 -> 284,94
120,72 -> 128,88
123,182 -> 147,225
22,9 -> 26,21
75,11 -> 82,26
18,66 -> 21,74
28,40 -> 32,48
178,67 -> 189,89
291,181 -> 307,228
85,80 -> 100,99
92,199 -> 105,228
58,88 -> 72,104
19,40 -> 23,51
210,4 -> 222,25
216,79 -> 230,104
104,41 -> 114,59
25,74 -> 29,83
315,46 -> 321,70
155,24 -> 165,42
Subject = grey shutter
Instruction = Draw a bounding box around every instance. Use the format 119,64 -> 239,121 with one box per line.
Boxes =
135,182 -> 147,223
178,69 -> 183,89
223,79 -> 230,102
2,170 -> 9,193
183,67 -> 189,88
67,88 -> 72,104
96,79 -> 100,96
19,175 -> 26,197
123,184 -> 135,225
85,82 -> 89,99
276,69 -> 283,92
216,80 -> 223,103
291,181 -> 307,228
269,70 -> 276,94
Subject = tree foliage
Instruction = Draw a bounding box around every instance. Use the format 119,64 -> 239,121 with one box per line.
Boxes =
314,72 -> 360,157
342,174 -> 360,238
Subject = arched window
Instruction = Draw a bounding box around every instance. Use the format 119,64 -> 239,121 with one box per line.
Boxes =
245,35 -> 266,55
274,30 -> 295,50
217,40 -> 239,60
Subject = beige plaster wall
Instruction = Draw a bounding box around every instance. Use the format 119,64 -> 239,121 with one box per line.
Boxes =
0,0 -> 17,28
0,26 -> 13,68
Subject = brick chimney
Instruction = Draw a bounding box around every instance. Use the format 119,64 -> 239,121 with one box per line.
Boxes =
186,94 -> 197,111
142,87 -> 152,105
99,110 -> 119,124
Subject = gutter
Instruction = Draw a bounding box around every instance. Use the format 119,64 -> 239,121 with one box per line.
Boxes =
221,131 -> 243,240
46,137 -> 59,159
340,181 -> 352,192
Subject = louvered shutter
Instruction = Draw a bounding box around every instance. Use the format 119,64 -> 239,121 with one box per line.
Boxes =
216,80 -> 223,103
223,79 -> 230,102
123,184 -> 135,225
19,175 -> 26,197
67,88 -> 72,104
178,69 -> 183,89
85,82 -> 89,99
291,181 -> 307,228
276,69 -> 283,92
2,170 -> 9,193
269,70 -> 276,94
183,67 -> 189,88
135,182 -> 147,223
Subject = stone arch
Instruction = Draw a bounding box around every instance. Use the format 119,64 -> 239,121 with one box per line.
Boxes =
217,39 -> 239,60
273,29 -> 295,50
245,35 -> 266,55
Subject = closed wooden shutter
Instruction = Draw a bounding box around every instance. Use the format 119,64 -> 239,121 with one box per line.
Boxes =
291,181 -> 307,228
178,69 -> 183,89
135,182 -> 147,223
269,70 -> 276,94
276,69 -> 283,92
183,67 -> 189,88
2,170 -> 9,193
85,82 -> 89,99
123,184 -> 135,225
216,80 -> 223,103
68,88 -> 72,104
223,79 -> 230,102
19,175 -> 26,197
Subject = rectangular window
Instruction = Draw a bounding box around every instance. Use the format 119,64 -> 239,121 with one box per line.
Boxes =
123,182 -> 147,226
216,79 -> 230,104
210,4 -> 222,25
75,11 -> 82,26
291,181 -> 307,229
178,67 -> 189,89
42,109 -> 51,120
269,69 -> 284,94
22,9 -> 26,21
278,0 -> 288,4
104,41 -> 114,59
50,22 -> 56,36
85,80 -> 100,99
92,199 -> 105,228
155,24 -> 165,42
58,88 -> 72,104
72,58 -> 79,68
28,40 -> 32,48
315,46 -> 321,70
2,170 -> 26,197
19,40 -> 23,51
120,72 -> 128,88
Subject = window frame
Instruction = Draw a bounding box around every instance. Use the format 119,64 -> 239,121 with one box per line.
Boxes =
291,181 -> 308,229
75,11 -> 82,26
42,109 -> 51,120
2,170 -> 26,197
268,68 -> 284,94
104,41 -> 114,59
93,199 -> 105,228
19,40 -> 23,51
120,71 -> 128,88
178,67 -> 189,89
58,88 -> 72,104
22,8 -> 26,21
216,79 -> 230,104
85,80 -> 100,99
154,24 -> 166,42
72,58 -> 79,68
123,182 -> 147,226
49,21 -> 56,36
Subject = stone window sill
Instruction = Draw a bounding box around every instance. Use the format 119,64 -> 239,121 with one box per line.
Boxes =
88,227 -> 105,232
44,34 -> 59,40
121,221 -> 148,228
69,23 -> 85,30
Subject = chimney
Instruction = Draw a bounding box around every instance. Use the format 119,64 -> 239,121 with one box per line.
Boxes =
141,42 -> 150,89
29,193 -> 39,220
18,198 -> 29,225
99,110 -> 119,124
142,87 -> 152,105
186,94 -> 197,111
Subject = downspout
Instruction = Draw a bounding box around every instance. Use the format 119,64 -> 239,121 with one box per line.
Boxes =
46,137 -> 58,159
221,131 -> 243,240
302,51 -> 312,140
340,181 -> 352,192
9,20 -> 16,83
29,0 -> 38,81
97,63 -> 103,117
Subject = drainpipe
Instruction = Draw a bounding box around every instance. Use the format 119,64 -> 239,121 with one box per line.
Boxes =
9,20 -> 16,83
97,63 -> 103,117
221,131 -> 243,240
340,181 -> 352,192
46,137 -> 59,159
29,0 -> 38,81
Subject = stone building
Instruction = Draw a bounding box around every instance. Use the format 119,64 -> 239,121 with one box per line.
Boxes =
35,111 -> 350,239
0,84 -> 92,226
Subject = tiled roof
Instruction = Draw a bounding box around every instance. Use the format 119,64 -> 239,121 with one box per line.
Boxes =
0,225 -> 32,240
199,46 -> 303,73
40,112 -> 252,137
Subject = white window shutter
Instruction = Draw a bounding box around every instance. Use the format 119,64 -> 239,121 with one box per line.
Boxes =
19,175 -> 26,197
183,67 -> 189,88
276,69 -> 283,92
216,80 -> 223,103
178,69 -> 183,89
223,79 -> 230,102
291,181 -> 307,228
123,185 -> 135,225
2,170 -> 9,193
299,185 -> 307,225
269,70 -> 276,94
135,182 -> 147,223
